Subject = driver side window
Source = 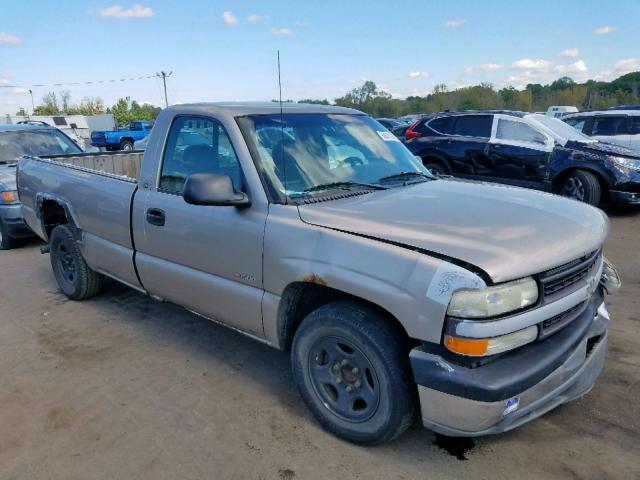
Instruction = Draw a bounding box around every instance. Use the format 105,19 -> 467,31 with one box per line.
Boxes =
159,116 -> 241,194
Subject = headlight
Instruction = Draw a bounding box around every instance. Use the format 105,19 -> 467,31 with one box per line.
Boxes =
447,277 -> 538,318
0,190 -> 18,204
610,155 -> 640,171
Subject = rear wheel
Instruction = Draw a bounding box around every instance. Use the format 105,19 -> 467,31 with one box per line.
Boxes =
423,159 -> 447,176
0,219 -> 14,250
50,225 -> 103,300
119,140 -> 133,151
560,170 -> 601,205
291,301 -> 415,445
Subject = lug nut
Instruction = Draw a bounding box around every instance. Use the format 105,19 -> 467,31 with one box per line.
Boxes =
351,367 -> 358,374
346,385 -> 353,392
341,359 -> 348,366
354,380 -> 361,389
335,377 -> 342,384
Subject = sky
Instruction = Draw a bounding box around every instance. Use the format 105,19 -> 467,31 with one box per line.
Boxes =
1,0 -> 639,115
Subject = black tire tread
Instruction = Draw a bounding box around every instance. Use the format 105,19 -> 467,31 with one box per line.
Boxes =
50,225 -> 103,300
292,301 -> 416,445
0,220 -> 14,250
566,169 -> 601,206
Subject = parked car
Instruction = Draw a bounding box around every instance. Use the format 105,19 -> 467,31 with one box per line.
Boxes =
375,118 -> 408,139
546,106 -> 578,118
0,123 -> 84,249
607,105 -> 640,111
18,103 -> 619,444
91,120 -> 154,151
563,110 -> 640,152
404,110 -> 640,206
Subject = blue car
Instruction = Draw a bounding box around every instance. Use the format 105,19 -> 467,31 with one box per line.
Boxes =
0,124 -> 83,249
91,121 -> 154,151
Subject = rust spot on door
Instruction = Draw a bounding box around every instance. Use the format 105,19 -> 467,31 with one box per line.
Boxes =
303,274 -> 328,286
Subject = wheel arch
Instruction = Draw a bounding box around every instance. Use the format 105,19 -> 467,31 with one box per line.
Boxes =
276,281 -> 416,352
36,194 -> 79,241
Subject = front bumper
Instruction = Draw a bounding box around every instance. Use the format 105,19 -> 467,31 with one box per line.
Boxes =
0,204 -> 34,239
608,190 -> 640,205
411,294 -> 610,436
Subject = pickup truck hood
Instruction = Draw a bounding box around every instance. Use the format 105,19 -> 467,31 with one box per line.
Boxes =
297,179 -> 608,283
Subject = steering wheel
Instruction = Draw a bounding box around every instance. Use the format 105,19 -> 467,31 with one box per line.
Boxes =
342,156 -> 365,167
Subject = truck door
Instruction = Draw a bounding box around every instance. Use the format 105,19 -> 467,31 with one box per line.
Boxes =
132,115 -> 266,336
487,114 -> 554,184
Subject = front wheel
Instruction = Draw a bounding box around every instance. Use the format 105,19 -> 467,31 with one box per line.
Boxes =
50,225 -> 103,300
0,219 -> 14,250
560,170 -> 601,205
119,140 -> 133,151
291,301 -> 415,445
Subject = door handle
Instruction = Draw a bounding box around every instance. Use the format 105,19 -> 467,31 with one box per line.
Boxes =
146,208 -> 165,226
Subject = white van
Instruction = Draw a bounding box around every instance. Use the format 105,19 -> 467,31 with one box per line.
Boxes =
546,106 -> 579,118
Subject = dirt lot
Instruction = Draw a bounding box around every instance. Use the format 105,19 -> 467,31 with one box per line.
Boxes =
1,209 -> 639,480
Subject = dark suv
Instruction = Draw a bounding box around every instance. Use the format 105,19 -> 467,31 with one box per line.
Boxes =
403,111 -> 640,206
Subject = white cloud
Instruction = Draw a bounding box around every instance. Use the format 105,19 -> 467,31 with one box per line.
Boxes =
444,19 -> 466,28
271,28 -> 293,36
222,11 -> 238,25
409,71 -> 430,79
554,60 -> 588,75
559,48 -> 579,58
465,63 -> 503,73
99,4 -> 154,18
594,25 -> 616,35
0,32 -> 22,45
511,58 -> 552,71
294,21 -> 310,27
247,14 -> 267,22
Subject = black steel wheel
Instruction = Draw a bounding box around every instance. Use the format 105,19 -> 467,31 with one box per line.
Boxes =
49,225 -> 103,300
307,336 -> 380,423
292,301 -> 415,445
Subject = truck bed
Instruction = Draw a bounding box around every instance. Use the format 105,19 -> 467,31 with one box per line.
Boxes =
38,151 -> 143,181
18,151 -> 144,290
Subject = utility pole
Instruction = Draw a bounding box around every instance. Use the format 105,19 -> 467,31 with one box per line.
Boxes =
156,71 -> 173,108
28,89 -> 34,114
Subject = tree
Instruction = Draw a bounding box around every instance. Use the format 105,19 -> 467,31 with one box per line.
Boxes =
34,91 -> 61,115
106,97 -> 162,125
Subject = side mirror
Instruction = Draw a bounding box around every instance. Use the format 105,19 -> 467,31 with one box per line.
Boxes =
183,173 -> 250,207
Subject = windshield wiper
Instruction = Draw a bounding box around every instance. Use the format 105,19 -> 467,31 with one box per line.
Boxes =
303,181 -> 388,194
378,171 -> 434,183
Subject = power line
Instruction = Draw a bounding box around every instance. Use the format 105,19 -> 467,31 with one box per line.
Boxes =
0,74 -> 157,90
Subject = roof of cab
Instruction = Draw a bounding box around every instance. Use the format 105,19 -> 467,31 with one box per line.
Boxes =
165,102 -> 364,116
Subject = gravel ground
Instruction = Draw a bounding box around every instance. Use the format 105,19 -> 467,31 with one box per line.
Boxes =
1,208 -> 638,480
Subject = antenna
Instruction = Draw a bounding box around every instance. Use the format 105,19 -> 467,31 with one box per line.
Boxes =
277,50 -> 288,204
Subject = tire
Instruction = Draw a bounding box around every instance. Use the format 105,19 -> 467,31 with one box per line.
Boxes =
291,301 -> 415,445
560,169 -> 601,205
423,159 -> 447,176
49,225 -> 103,300
0,219 -> 14,250
119,140 -> 133,151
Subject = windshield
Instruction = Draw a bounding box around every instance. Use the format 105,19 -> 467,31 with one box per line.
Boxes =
0,129 -> 82,162
237,114 -> 431,201
526,114 -> 595,144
